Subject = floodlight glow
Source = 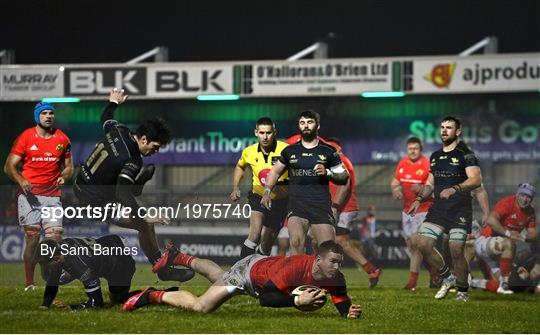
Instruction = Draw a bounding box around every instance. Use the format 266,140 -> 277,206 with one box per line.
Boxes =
196,94 -> 240,101
361,91 -> 405,98
41,97 -> 80,103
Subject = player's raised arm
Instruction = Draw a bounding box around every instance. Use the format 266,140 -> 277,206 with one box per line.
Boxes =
101,88 -> 128,126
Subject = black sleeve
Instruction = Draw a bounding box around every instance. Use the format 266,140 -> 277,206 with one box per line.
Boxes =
42,267 -> 61,307
278,147 -> 290,167
335,300 -> 352,317
258,281 -> 295,308
101,102 -> 119,124
42,285 -> 59,307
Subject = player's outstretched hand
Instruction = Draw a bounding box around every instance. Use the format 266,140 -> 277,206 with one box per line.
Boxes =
109,87 -> 129,104
347,304 -> 362,319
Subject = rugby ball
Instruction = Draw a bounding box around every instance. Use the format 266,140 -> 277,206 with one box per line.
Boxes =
291,285 -> 327,312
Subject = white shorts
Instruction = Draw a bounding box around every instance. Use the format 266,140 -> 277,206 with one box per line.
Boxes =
402,211 -> 427,239
474,235 -> 502,273
337,211 -> 360,231
18,193 -> 63,228
222,254 -> 267,297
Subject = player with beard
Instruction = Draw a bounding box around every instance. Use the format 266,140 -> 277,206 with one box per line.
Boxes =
261,110 -> 349,254
4,102 -> 73,291
409,116 -> 483,301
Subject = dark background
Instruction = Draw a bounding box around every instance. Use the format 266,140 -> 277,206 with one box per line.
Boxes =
2,0 -> 539,64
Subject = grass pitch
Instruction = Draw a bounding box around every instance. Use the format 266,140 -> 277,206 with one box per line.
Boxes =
0,263 -> 538,333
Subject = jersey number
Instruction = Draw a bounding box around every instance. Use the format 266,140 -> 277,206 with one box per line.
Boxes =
86,143 -> 109,174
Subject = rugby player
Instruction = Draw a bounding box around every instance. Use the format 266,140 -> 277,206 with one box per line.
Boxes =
471,249 -> 539,294
391,137 -> 438,290
230,117 -> 288,257
34,235 -> 142,309
474,183 -> 537,293
261,110 -> 349,254
4,102 -> 73,291
126,240 -> 362,318
409,116 -> 483,301
73,88 -> 193,282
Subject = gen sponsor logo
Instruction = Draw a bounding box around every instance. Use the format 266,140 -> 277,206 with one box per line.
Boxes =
424,63 -> 456,88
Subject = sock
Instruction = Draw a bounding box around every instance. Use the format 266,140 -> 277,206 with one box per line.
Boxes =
174,253 -> 196,268
407,272 -> 419,286
255,245 -> 268,256
437,265 -> 451,279
427,264 -> 438,282
148,251 -> 162,265
24,258 -> 35,286
361,261 -> 376,274
499,258 -> 512,277
149,290 -> 165,304
241,239 -> 257,258
471,278 -> 487,289
456,280 -> 469,292
485,279 -> 499,293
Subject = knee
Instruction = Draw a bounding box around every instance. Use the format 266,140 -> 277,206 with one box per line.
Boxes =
44,226 -> 63,241
289,234 -> 305,249
24,225 -> 41,243
449,244 -> 465,259
416,236 -> 434,252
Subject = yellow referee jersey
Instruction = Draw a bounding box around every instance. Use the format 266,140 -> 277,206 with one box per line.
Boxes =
237,140 -> 288,198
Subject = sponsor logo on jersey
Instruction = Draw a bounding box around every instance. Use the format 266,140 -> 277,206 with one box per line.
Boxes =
56,144 -> 64,151
399,168 -> 404,174
302,153 -> 313,157
450,157 -> 460,166
416,169 -> 424,176
29,144 -> 39,151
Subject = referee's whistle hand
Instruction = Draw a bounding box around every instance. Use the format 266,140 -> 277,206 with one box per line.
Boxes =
230,189 -> 241,202
261,194 -> 272,210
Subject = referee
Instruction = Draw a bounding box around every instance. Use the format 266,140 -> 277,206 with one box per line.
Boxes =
409,116 -> 482,302
231,117 -> 289,257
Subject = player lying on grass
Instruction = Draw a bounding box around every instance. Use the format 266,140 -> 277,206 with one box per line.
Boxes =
123,240 -> 362,318
34,235 -> 143,309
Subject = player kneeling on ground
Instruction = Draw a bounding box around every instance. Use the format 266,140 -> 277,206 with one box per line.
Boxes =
124,240 -> 362,318
34,235 -> 141,309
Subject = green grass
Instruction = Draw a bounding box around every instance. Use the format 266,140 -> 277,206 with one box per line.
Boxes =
0,263 -> 538,333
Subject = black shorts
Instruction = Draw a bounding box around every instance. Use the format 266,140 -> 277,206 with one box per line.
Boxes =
248,192 -> 288,230
287,198 -> 335,226
96,235 -> 136,288
424,200 -> 473,233
74,178 -> 115,207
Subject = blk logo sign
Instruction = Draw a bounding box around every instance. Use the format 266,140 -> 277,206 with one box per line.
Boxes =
65,68 -> 146,95
153,70 -> 225,93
